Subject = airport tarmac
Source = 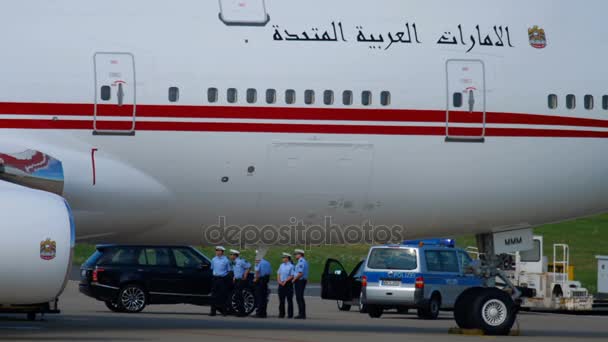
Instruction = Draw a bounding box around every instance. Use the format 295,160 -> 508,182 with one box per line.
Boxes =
1,281 -> 608,342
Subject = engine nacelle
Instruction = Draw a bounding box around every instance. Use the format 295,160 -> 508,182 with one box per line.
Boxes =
0,182 -> 74,305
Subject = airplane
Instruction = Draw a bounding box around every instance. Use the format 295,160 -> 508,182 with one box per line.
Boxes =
1,0 -> 607,334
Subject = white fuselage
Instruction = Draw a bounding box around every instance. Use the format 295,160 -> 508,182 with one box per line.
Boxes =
1,0 -> 607,244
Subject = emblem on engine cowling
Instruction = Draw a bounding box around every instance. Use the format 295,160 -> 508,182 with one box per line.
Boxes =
40,238 -> 57,261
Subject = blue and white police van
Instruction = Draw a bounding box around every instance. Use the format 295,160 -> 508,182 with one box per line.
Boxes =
322,239 -> 483,320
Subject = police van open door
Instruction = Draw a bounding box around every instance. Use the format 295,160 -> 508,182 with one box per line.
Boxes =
446,59 -> 486,143
93,52 -> 136,136
321,259 -> 350,301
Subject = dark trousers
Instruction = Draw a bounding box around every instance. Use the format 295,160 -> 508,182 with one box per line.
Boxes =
211,275 -> 230,314
233,279 -> 247,316
255,276 -> 270,316
278,283 -> 294,318
295,279 -> 307,318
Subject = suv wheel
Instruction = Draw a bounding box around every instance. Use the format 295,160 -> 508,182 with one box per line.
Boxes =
105,299 -> 125,313
232,288 -> 256,316
368,305 -> 383,318
417,294 -> 440,320
118,285 -> 147,313
337,300 -> 352,312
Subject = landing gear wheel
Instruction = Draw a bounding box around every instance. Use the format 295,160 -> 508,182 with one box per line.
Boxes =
454,287 -> 483,329
417,295 -> 441,320
105,299 -> 125,313
118,285 -> 147,313
470,288 -> 517,336
337,300 -> 352,311
367,305 -> 383,318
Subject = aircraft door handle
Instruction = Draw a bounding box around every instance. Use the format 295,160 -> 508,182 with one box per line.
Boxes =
117,83 -> 125,107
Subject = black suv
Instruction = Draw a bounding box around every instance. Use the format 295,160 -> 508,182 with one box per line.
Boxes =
79,245 -> 256,314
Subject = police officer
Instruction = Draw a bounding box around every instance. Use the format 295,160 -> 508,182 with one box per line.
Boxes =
277,253 -> 295,318
292,249 -> 309,319
229,249 -> 251,317
210,246 -> 232,317
253,253 -> 272,318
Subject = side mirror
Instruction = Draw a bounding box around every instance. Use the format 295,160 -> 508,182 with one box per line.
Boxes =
334,270 -> 342,276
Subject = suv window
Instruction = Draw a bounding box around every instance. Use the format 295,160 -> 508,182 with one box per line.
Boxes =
97,247 -> 145,266
143,248 -> 172,267
173,248 -> 205,269
425,250 -> 459,273
367,248 -> 417,270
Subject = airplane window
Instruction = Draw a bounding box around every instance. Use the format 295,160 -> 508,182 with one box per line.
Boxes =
168,87 -> 180,103
323,90 -> 334,105
342,91 -> 353,106
100,86 -> 111,101
566,94 -> 576,110
603,95 -> 608,110
362,91 -> 372,106
381,91 -> 391,106
453,92 -> 463,108
305,90 -> 315,105
548,94 -> 558,109
207,88 -> 218,103
247,88 -> 257,104
584,95 -> 594,110
266,89 -> 276,104
285,89 -> 296,104
227,88 -> 238,103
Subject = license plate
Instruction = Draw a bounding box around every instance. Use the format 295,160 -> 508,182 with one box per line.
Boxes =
381,280 -> 401,287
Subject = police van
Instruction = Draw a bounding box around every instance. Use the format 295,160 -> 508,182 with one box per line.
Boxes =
321,239 -> 483,319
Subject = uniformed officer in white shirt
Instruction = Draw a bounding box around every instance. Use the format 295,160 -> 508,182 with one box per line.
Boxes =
229,249 -> 251,317
210,246 -> 232,316
277,252 -> 295,318
292,249 -> 309,319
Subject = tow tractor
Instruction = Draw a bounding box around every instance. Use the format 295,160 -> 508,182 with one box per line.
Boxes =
468,235 -> 594,312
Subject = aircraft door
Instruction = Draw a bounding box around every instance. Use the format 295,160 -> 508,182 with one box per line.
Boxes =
446,59 -> 486,142
93,52 -> 136,135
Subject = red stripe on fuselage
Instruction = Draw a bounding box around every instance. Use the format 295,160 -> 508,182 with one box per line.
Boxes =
2,118 -> 608,138
1,102 -> 608,129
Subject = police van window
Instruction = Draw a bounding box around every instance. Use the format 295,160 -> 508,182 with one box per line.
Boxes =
453,92 -> 463,108
305,90 -> 315,105
362,91 -> 372,106
603,95 -> 608,110
266,89 -> 277,104
208,88 -> 219,103
425,250 -> 459,273
342,90 -> 353,105
285,89 -> 296,104
366,248 -> 417,270
323,90 -> 334,105
381,91 -> 391,106
584,95 -> 594,110
548,94 -> 558,109
247,88 -> 257,104
168,87 -> 180,102
520,240 -> 541,262
566,94 -> 576,110
457,251 -> 473,271
227,88 -> 238,103
100,86 -> 111,101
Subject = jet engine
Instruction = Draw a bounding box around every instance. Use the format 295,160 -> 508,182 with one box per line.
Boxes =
0,181 -> 74,305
